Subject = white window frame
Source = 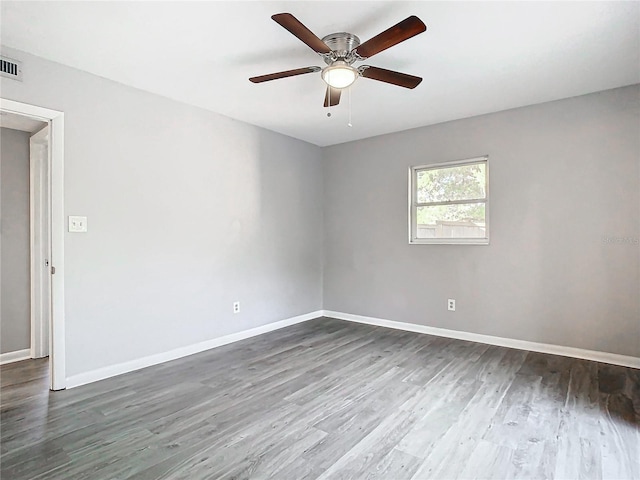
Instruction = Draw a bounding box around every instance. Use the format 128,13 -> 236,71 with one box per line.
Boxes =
409,156 -> 489,245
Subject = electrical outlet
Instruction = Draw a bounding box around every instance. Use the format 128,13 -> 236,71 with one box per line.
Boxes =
233,301 -> 240,314
448,299 -> 456,311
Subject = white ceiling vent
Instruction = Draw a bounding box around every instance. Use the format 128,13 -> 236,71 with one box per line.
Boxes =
0,56 -> 23,81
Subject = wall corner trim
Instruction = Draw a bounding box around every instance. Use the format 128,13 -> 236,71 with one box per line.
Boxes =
0,349 -> 31,365
66,310 -> 323,389
322,310 -> 640,369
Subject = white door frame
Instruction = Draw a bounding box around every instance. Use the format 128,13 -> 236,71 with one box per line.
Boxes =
30,126 -> 50,360
1,98 -> 66,390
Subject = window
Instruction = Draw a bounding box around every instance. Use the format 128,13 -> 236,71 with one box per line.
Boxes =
409,156 -> 489,244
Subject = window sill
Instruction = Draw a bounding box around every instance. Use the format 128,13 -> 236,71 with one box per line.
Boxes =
409,238 -> 490,245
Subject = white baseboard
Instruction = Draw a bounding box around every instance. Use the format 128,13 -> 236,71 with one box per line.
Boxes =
65,308 -> 639,389
66,310 -> 322,389
0,348 -> 31,365
322,310 -> 640,369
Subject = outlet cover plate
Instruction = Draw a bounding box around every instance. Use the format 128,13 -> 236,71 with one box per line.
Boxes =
69,216 -> 87,232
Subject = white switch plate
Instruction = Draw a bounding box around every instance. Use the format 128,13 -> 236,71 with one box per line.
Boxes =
69,216 -> 87,233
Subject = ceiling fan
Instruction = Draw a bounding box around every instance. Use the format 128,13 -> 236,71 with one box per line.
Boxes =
249,13 -> 427,107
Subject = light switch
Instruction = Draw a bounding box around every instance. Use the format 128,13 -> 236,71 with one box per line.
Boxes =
68,216 -> 87,233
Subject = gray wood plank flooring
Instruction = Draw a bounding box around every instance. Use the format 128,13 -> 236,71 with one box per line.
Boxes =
1,317 -> 638,479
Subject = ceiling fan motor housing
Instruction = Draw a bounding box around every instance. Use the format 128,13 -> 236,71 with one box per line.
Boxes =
321,32 -> 361,64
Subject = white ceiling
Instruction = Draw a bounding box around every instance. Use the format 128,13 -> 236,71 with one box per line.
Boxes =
1,1 -> 638,146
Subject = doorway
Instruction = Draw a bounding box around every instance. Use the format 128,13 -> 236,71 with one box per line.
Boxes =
0,99 -> 65,390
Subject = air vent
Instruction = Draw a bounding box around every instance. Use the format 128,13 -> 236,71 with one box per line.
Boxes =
0,56 -> 23,81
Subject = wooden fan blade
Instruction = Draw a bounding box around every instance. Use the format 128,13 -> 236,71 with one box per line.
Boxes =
360,66 -> 422,89
249,67 -> 320,83
323,86 -> 341,107
272,13 -> 332,54
355,16 -> 426,59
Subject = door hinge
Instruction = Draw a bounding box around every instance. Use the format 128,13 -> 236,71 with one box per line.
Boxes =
51,266 -> 56,275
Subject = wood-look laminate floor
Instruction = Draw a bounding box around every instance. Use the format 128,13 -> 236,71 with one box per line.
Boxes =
1,317 -> 639,480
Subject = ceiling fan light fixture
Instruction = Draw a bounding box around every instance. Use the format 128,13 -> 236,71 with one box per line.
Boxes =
322,61 -> 358,89
251,13 -> 427,107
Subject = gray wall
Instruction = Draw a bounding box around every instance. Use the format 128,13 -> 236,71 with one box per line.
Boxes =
0,47 -> 323,377
1,127 -> 31,354
324,85 -> 640,357
1,44 -> 637,380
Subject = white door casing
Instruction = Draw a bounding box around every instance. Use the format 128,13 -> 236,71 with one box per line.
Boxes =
1,98 -> 65,390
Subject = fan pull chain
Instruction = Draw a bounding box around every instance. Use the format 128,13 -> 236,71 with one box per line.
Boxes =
348,86 -> 352,127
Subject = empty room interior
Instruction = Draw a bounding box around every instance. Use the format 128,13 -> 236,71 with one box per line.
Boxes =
0,2 -> 639,479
